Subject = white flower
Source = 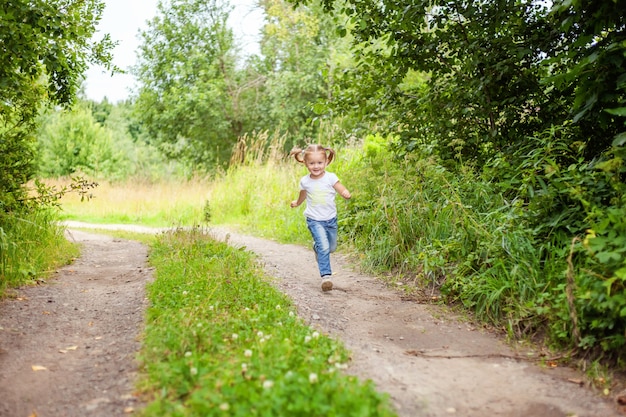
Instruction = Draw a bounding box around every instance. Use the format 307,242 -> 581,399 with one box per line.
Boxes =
232,333 -> 239,340
184,351 -> 192,357
241,363 -> 248,371
182,291 -> 188,295
219,403 -> 230,411
304,336 -> 312,344
257,331 -> 264,338
309,373 -> 318,383
263,380 -> 274,390
276,304 -> 281,310
289,311 -> 295,317
190,367 -> 198,376
244,349 -> 253,357
312,331 -> 320,339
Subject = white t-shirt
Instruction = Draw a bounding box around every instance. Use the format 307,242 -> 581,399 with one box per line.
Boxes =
300,172 -> 339,221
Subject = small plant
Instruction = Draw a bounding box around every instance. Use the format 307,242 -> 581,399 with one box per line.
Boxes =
202,199 -> 211,223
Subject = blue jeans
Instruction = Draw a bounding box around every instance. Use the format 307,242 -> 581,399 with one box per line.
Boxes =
306,217 -> 338,277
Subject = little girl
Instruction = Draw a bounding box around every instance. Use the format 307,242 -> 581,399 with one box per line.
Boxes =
290,144 -> 351,291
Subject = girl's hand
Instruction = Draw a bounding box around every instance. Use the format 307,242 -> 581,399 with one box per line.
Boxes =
290,200 -> 299,208
340,189 -> 351,199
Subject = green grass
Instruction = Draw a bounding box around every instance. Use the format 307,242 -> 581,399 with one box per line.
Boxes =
0,208 -> 78,297
138,227 -> 397,417
208,162 -> 312,244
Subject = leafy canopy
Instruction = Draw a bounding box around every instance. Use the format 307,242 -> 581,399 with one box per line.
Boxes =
0,0 -> 114,211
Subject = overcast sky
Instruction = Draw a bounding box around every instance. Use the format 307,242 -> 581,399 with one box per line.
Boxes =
83,0 -> 264,103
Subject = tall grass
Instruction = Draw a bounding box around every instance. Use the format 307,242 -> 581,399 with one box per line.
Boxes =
45,176 -> 211,227
139,228 -> 397,416
0,208 -> 78,296
209,131 -> 313,244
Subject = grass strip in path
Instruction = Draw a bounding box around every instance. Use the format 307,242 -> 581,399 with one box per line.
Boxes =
137,228 -> 397,417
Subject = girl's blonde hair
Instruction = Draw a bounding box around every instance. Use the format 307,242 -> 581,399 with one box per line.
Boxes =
289,144 -> 336,165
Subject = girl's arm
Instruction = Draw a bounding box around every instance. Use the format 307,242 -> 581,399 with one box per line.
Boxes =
290,190 -> 307,208
334,182 -> 351,199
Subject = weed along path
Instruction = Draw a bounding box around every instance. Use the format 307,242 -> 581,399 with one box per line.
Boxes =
0,223 -> 623,417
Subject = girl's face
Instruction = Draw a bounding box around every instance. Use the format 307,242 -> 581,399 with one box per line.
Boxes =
304,151 -> 327,179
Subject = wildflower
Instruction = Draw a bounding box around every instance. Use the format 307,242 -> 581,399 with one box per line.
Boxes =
241,363 -> 248,371
304,336 -> 312,344
190,367 -> 198,376
309,373 -> 318,384
184,351 -> 192,357
182,291 -> 188,295
257,331 -> 264,338
312,331 -> 320,339
219,403 -> 230,411
263,380 -> 274,390
232,333 -> 239,340
289,311 -> 295,317
276,304 -> 281,310
244,349 -> 253,357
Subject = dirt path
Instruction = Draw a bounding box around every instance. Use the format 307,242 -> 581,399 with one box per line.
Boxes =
1,222 -> 624,417
0,229 -> 149,417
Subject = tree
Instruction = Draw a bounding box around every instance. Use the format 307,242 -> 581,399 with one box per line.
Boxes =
251,0 -> 345,140
291,0 -> 626,167
134,0 -> 240,169
0,0 -> 114,211
37,105 -> 134,180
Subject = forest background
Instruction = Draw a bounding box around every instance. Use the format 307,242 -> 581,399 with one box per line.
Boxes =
1,0 -> 625,375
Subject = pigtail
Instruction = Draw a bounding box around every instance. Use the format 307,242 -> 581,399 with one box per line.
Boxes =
324,147 -> 336,165
289,147 -> 305,163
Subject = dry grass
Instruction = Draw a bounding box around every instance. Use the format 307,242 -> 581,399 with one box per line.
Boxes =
43,177 -> 212,227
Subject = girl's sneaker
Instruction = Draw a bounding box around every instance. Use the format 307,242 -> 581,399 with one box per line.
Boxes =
321,277 -> 333,292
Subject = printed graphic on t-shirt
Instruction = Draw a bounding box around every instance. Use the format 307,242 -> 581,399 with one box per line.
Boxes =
310,184 -> 327,206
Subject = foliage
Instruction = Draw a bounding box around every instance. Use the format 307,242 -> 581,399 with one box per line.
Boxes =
0,117 -> 36,213
248,0 -> 349,142
0,0 -> 115,108
544,0 -> 626,158
35,100 -> 179,181
133,0 -> 241,169
287,0 -> 626,168
0,0 -> 114,212
581,203 -> 626,355
36,105 -> 134,179
139,228 -> 397,416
